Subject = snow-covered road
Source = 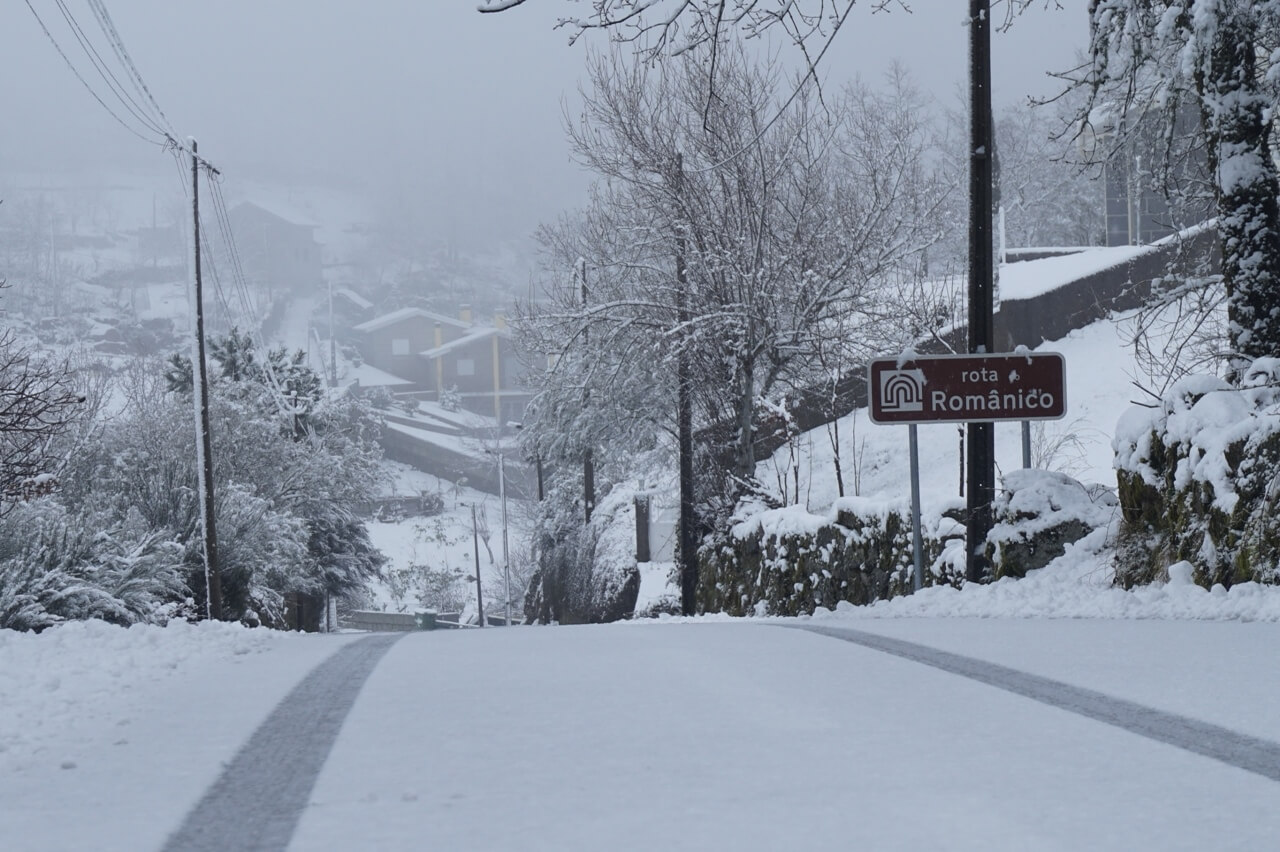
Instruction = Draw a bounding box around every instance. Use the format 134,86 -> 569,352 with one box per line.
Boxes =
5,619 -> 1280,851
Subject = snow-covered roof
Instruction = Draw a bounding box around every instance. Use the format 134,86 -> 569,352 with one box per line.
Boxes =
343,362 -> 416,388
419,326 -> 508,360
228,201 -> 317,230
354,307 -> 471,334
334,287 -> 374,311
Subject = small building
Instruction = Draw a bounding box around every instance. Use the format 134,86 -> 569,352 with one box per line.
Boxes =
352,307 -> 530,425
353,307 -> 473,388
419,316 -> 530,424
227,202 -> 323,295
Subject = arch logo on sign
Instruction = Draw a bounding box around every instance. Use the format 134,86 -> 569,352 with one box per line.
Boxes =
879,369 -> 926,413
868,352 -> 1066,425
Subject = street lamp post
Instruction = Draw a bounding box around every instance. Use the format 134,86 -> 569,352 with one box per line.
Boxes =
483,447 -> 514,625
498,452 -> 511,626
471,503 -> 485,627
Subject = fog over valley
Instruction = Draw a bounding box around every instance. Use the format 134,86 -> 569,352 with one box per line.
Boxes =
1,1 -> 1085,255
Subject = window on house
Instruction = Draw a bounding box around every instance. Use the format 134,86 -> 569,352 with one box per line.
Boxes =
392,338 -> 410,356
456,358 -> 476,377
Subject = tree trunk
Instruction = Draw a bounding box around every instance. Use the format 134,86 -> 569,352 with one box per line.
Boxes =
1205,7 -> 1280,365
735,357 -> 755,481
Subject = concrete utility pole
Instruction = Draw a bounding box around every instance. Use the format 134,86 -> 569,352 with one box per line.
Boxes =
966,1 -> 996,583
189,139 -> 222,620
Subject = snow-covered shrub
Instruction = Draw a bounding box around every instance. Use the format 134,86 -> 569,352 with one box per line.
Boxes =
0,501 -> 186,632
524,479 -> 640,624
365,385 -> 394,410
698,497 -> 965,617
55,342 -> 386,625
1113,360 -> 1280,588
984,469 -> 1118,579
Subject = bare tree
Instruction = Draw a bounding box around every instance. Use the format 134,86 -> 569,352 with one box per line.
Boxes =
518,46 -> 947,521
478,0 -> 884,72
0,322 -> 84,510
476,1 -> 1054,68
995,96 -> 1103,249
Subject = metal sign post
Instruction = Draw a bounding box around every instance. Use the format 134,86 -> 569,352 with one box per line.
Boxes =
868,352 -> 1067,591
909,424 -> 924,592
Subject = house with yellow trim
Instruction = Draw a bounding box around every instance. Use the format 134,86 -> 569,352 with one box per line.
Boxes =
352,306 -> 529,427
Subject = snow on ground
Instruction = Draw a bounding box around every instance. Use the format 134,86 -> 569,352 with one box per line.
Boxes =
764,313 -> 1138,516
6,618 -> 1280,850
999,244 -> 1153,300
808,524 -> 1280,621
820,617 -> 1280,745
286,623 -> 1280,852
0,621 -> 357,852
365,462 -> 529,615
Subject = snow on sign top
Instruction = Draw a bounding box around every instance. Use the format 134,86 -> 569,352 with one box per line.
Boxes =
868,352 -> 1066,425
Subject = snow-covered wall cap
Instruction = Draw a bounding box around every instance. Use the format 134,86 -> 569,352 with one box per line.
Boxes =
731,504 -> 830,542
1241,358 -> 1280,388
1162,374 -> 1233,415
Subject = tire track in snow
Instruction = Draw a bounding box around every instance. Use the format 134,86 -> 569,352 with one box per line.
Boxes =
161,632 -> 402,852
795,624 -> 1280,783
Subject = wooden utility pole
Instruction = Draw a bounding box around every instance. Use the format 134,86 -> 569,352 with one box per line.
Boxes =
675,153 -> 697,616
965,2 -> 996,583
189,139 -> 222,620
580,258 -> 595,524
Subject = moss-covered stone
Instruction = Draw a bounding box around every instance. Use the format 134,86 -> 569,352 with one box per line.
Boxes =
696,505 -> 963,616
1114,405 -> 1280,590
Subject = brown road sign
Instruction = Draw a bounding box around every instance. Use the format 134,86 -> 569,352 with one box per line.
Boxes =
868,352 -> 1066,425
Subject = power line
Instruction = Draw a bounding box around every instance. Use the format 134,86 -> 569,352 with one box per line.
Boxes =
86,0 -> 176,136
30,0 -> 316,423
21,0 -> 167,146
49,0 -> 170,139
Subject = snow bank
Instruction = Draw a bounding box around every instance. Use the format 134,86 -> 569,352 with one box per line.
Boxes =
0,620 -> 297,765
806,521 -> 1280,621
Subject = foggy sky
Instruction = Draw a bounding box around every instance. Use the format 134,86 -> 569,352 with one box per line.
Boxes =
0,1 -> 1088,246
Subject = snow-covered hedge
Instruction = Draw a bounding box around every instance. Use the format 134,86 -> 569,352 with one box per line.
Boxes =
1114,360 -> 1280,587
